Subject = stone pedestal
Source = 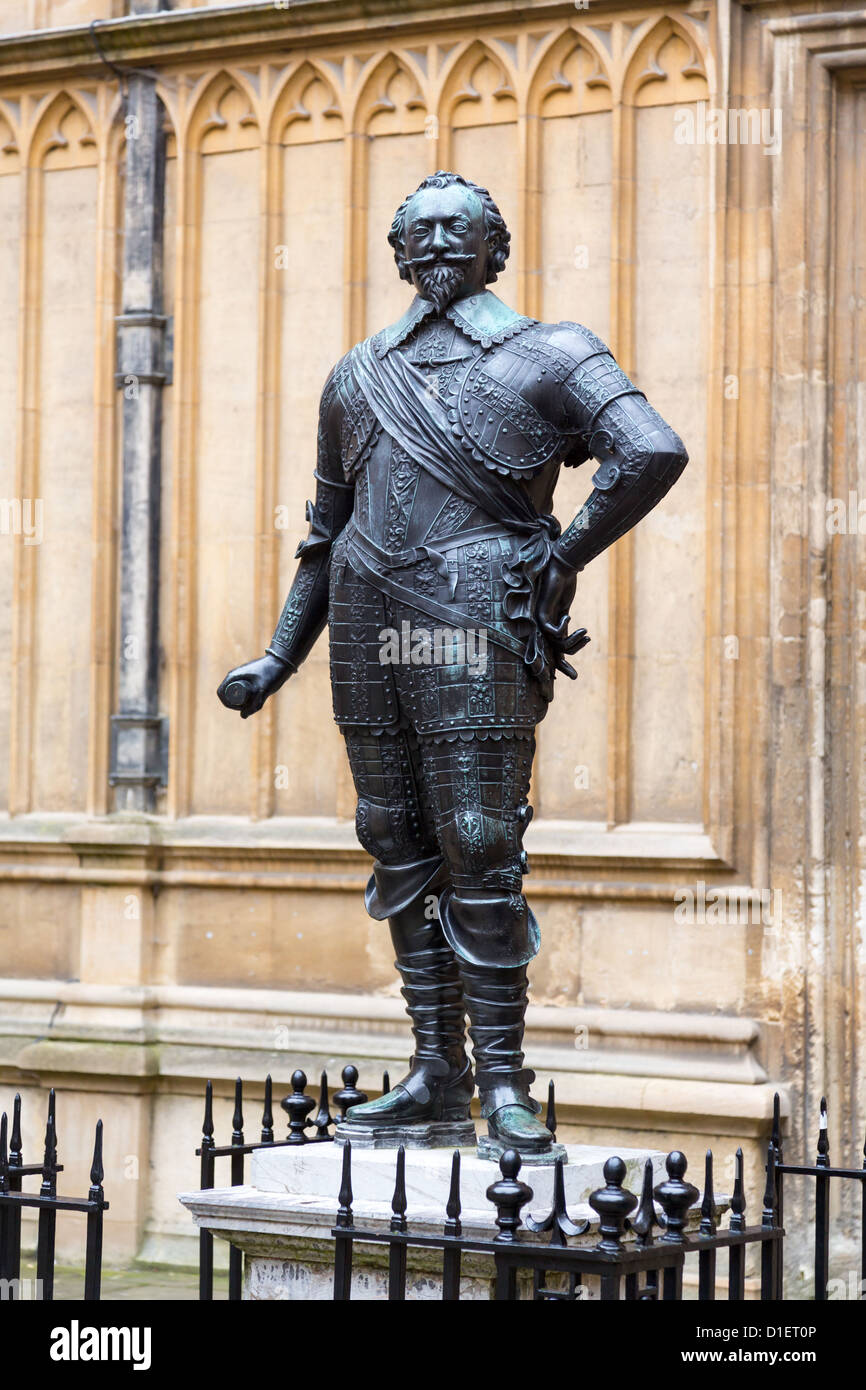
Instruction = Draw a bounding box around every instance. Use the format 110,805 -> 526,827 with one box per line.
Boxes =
179,1138 -> 669,1300
333,1118 -> 477,1150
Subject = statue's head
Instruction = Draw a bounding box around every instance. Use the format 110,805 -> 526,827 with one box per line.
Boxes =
388,170 -> 510,312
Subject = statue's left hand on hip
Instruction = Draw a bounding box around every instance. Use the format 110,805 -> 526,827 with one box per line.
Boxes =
536,553 -> 589,679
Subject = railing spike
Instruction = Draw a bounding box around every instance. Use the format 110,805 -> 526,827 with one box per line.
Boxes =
0,1112 -> 8,1191
631,1157 -> 658,1246
232,1077 -> 244,1141
771,1091 -> 781,1151
545,1080 -> 557,1136
526,1153 -> 588,1244
390,1145 -> 408,1232
445,1150 -> 462,1236
312,1070 -> 334,1139
336,1140 -> 354,1227
41,1090 -> 58,1197
90,1119 -> 105,1191
260,1074 -> 274,1143
729,1147 -> 746,1231
202,1080 -> 214,1141
382,1070 -> 390,1096
84,1118 -> 106,1303
700,1149 -> 717,1236
817,1095 -> 830,1166
47,1087 -> 57,1152
10,1094 -> 22,1163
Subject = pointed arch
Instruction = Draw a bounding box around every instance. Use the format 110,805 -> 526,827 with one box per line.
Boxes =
27,89 -> 99,169
185,68 -> 262,155
527,26 -> 613,118
437,38 -> 519,131
270,60 -> 344,146
622,15 -> 710,107
350,50 -> 429,136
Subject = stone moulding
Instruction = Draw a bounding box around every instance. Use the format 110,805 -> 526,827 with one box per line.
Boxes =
0,0 -> 711,76
0,976 -> 773,1095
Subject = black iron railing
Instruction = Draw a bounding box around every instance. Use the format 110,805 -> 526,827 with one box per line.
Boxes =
329,1141 -> 782,1301
196,1065 -> 376,1300
0,1090 -> 107,1301
191,1069 -> 866,1302
770,1093 -> 866,1300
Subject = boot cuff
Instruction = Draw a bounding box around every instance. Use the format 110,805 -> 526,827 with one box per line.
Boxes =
439,888 -> 540,967
365,854 -> 447,920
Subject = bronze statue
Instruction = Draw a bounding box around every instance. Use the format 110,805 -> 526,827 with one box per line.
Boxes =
218,172 -> 688,1160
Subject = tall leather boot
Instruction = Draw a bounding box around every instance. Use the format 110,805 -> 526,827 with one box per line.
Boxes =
344,861 -> 473,1127
458,960 -> 553,1155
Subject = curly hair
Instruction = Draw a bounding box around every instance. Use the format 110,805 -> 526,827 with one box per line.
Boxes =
387,170 -> 511,285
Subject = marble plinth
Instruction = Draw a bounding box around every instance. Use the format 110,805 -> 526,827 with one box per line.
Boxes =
179,1138 -> 670,1300
250,1137 -> 664,1212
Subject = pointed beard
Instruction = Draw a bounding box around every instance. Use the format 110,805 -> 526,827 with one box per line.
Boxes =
416,262 -> 465,313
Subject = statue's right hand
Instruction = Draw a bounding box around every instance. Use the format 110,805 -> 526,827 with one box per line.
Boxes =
217,654 -> 292,719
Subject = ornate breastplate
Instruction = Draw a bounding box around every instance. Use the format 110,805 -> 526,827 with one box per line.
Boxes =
443,325 -> 585,481
341,311 -> 586,497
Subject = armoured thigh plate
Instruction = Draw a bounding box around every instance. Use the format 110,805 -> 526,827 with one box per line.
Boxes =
328,529 -> 401,730
425,733 -> 541,969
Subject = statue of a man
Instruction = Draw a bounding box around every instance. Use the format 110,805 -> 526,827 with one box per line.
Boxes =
219,171 -> 687,1160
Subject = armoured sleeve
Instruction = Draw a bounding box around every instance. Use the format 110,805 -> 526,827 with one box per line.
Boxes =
551,325 -> 688,572
267,367 -> 354,669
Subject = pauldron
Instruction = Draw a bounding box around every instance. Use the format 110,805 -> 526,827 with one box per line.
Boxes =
437,322 -> 646,484
559,339 -> 647,487
333,358 -> 380,481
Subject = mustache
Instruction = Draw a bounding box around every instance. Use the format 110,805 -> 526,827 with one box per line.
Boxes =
404,251 -> 475,269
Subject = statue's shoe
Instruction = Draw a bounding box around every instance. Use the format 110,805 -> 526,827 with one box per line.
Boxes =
344,1058 -> 473,1127
487,1103 -> 553,1154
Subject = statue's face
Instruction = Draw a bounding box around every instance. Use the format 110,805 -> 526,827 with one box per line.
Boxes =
401,184 -> 489,311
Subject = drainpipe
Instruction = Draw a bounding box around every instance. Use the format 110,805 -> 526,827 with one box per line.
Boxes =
109,0 -> 169,811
